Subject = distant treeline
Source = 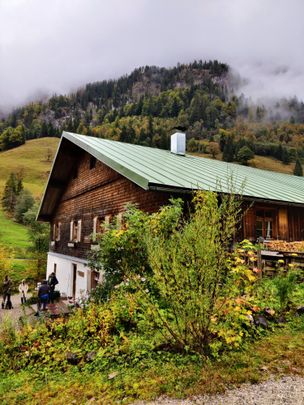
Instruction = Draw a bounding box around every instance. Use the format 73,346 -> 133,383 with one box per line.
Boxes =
1,59 -> 304,167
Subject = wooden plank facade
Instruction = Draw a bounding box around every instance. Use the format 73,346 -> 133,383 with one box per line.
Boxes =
242,204 -> 304,242
39,132 -> 304,299
50,150 -> 174,260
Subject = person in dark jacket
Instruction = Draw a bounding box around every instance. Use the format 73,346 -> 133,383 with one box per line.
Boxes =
47,272 -> 58,303
38,280 -> 50,311
2,275 -> 13,309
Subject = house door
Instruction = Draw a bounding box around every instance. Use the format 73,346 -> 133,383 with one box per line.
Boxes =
90,270 -> 100,290
72,264 -> 77,298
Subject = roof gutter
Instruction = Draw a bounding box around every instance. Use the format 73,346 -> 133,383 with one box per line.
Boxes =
148,184 -> 304,208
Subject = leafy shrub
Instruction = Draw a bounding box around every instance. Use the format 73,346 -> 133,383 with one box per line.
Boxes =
133,191 -> 243,355
88,204 -> 151,302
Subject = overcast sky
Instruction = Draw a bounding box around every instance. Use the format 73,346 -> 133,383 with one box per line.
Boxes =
0,0 -> 303,111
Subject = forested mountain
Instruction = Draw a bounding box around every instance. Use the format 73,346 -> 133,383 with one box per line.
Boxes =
1,60 -> 304,167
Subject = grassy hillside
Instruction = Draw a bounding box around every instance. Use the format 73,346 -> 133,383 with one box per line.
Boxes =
194,151 -> 296,174
0,138 -> 58,258
0,137 -> 59,198
0,209 -> 30,250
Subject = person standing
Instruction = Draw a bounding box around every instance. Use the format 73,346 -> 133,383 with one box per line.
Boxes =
2,275 -> 13,309
38,280 -> 50,311
47,272 -> 58,304
18,279 -> 29,304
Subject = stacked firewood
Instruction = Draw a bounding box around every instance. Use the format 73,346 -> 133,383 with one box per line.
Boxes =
266,240 -> 304,253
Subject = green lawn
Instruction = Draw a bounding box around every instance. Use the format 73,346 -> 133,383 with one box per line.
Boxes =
0,209 -> 30,251
0,137 -> 59,198
0,137 -> 58,254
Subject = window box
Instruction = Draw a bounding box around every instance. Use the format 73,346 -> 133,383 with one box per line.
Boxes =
84,235 -> 91,244
50,240 -> 56,247
67,242 -> 76,248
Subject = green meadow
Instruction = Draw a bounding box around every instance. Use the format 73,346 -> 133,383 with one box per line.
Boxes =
0,138 -> 58,274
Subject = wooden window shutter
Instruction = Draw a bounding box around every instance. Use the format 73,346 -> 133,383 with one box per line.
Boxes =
70,221 -> 74,241
53,223 -> 56,241
92,216 -> 98,242
278,208 -> 288,240
104,215 -> 111,229
77,220 -> 82,242
57,222 -> 61,241
243,207 -> 255,241
117,212 -> 123,229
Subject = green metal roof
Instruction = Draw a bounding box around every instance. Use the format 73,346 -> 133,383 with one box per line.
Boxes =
61,132 -> 304,205
37,131 -> 304,220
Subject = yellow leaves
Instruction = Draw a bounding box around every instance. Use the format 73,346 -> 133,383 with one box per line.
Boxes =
246,272 -> 256,282
114,230 -> 125,238
235,257 -> 245,264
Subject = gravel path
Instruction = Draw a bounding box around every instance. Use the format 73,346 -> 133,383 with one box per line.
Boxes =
0,294 -> 35,327
136,375 -> 304,405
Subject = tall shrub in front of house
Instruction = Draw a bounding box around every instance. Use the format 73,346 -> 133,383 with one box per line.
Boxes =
89,191 -> 254,355
138,191 -> 243,354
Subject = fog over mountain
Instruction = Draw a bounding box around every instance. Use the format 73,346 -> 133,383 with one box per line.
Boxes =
0,0 -> 303,112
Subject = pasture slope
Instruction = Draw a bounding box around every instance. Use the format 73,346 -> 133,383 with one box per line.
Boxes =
0,137 -> 58,254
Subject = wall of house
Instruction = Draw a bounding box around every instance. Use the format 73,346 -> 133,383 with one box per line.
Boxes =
49,151 -> 174,259
242,202 -> 304,242
47,252 -> 93,299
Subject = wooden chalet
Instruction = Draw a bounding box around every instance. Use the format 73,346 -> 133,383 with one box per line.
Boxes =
37,131 -> 304,299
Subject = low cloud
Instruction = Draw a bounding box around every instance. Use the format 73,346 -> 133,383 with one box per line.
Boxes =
0,0 -> 303,111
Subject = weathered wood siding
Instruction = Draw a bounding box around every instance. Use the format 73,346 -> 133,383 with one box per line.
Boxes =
50,151 -> 174,259
288,207 -> 304,241
49,150 -> 304,258
242,202 -> 304,242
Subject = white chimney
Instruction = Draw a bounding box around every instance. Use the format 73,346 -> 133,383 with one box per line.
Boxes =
171,132 -> 186,155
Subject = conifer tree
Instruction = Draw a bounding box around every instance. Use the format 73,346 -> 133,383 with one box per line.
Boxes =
1,173 -> 23,213
222,137 -> 234,162
294,158 -> 303,176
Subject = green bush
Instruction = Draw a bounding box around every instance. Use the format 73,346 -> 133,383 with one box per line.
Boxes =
1,192 -> 304,376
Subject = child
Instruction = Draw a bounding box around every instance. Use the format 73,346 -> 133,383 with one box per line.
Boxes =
18,279 -> 29,304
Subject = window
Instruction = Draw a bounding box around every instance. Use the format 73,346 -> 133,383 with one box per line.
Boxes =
70,219 -> 82,242
90,156 -> 96,169
116,212 -> 125,229
256,209 -> 276,240
92,215 -> 112,241
53,222 -> 61,241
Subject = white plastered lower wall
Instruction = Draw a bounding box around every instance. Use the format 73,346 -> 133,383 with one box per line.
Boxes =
46,252 -> 92,300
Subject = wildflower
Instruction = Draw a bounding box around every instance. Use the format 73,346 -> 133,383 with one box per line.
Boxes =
253,267 -> 261,273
